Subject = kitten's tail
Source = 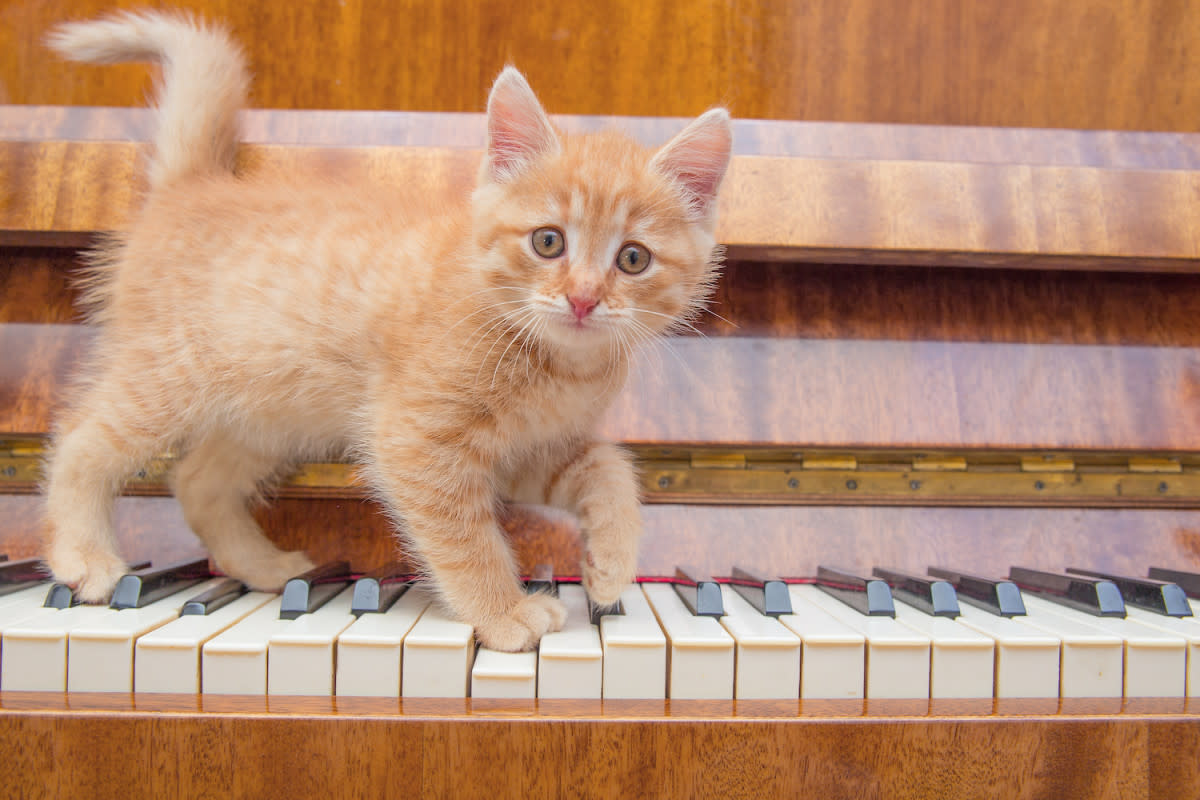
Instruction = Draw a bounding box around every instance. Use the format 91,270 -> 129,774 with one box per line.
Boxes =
47,11 -> 248,191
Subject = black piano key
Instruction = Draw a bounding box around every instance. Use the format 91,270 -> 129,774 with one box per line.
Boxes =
1065,567 -> 1192,617
43,560 -> 151,608
1009,566 -> 1126,617
672,566 -> 725,617
180,578 -> 248,616
351,564 -> 413,616
729,566 -> 792,617
872,567 -> 960,617
525,563 -> 557,596
0,558 -> 50,598
109,558 -> 211,609
1148,567 -> 1200,599
279,560 -> 352,620
927,566 -> 1026,617
814,565 -> 895,617
588,599 -> 625,625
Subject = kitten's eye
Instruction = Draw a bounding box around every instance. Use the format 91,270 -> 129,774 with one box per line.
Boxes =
531,227 -> 566,258
616,243 -> 652,275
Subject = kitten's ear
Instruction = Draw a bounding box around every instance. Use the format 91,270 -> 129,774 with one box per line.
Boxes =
485,67 -> 559,182
649,108 -> 733,220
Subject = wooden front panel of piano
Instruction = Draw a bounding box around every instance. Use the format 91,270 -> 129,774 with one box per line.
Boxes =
3,110 -> 1200,796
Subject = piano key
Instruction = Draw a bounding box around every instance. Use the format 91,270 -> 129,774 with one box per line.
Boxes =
599,584 -> 667,700
350,564 -> 413,616
2,604 -> 126,691
588,598 -> 624,626
278,560 -> 352,620
108,558 -> 211,609
927,566 -> 1027,617
1121,605 -> 1200,697
1148,566 -> 1200,598
1065,568 -> 1192,617
641,582 -> 734,699
671,567 -> 724,617
1009,567 -> 1126,617
67,577 -> 228,692
717,584 -> 800,699
778,586 -> 865,700
792,583 -> 930,699
813,565 -> 895,617
0,558 -> 49,598
336,583 -> 432,697
402,601 -> 475,698
729,566 -> 792,617
202,597 -> 284,695
525,563 -> 557,597
134,590 -> 276,693
889,597 -> 994,698
181,578 -> 249,616
267,585 -> 357,696
953,603 -> 1061,699
537,584 -> 603,699
872,567 -> 960,618
1021,593 -> 1187,697
1010,595 -> 1127,697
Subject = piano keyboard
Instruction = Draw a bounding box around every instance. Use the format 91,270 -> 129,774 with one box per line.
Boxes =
1,560 -> 1199,700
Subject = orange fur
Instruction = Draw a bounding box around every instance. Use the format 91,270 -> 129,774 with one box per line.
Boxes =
42,11 -> 731,650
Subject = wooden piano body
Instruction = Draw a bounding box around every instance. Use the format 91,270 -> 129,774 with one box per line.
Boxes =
4,1 -> 1200,796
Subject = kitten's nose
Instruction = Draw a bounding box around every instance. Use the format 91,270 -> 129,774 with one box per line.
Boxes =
568,294 -> 599,321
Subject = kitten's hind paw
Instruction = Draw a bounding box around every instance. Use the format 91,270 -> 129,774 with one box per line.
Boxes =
45,544 -> 128,604
474,592 -> 567,652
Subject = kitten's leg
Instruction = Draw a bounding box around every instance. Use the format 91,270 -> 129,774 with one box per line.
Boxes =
514,441 -> 641,606
367,443 -> 566,652
170,435 -> 314,590
44,404 -> 173,602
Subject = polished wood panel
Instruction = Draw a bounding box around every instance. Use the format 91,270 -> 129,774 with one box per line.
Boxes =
6,113 -> 1200,268
0,693 -> 1195,798
4,0 -> 1200,131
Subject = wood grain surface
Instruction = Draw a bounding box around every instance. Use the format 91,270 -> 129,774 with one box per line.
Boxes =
4,0 -> 1200,131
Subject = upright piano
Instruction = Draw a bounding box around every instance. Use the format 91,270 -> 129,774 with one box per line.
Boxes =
2,103 -> 1200,796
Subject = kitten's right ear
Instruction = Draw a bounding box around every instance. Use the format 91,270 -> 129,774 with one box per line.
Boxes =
485,67 -> 559,182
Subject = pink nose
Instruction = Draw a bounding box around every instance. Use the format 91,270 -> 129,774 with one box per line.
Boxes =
568,294 -> 598,321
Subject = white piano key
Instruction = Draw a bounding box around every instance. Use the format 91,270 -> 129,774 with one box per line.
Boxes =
792,584 -> 931,699
954,603 -> 1062,699
641,583 -> 734,700
202,597 -> 284,695
779,587 -> 866,699
0,583 -> 52,614
1124,606 -> 1200,697
891,598 -> 995,699
599,584 -> 667,700
335,585 -> 431,697
472,645 -> 538,699
267,586 -> 356,696
1022,593 -> 1186,698
67,577 -> 227,693
537,584 -> 603,699
718,585 -> 801,700
402,601 -> 475,698
1014,594 -> 1126,698
134,590 -> 276,693
2,604 -> 116,691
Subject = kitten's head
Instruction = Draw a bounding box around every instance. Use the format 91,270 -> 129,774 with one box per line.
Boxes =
469,67 -> 731,359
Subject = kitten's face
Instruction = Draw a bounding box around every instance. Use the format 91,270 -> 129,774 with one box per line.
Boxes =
469,68 -> 731,359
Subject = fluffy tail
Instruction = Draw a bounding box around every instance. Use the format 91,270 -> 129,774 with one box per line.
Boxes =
47,11 -> 248,190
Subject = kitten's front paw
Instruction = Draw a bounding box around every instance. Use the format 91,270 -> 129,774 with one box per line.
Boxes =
474,593 -> 567,652
46,542 -> 127,604
582,541 -> 638,607
224,549 -> 316,592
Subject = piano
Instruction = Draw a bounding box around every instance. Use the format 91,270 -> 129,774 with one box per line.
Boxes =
5,6 -> 1200,795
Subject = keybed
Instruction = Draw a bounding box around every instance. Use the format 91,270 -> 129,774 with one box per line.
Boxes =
1,565 -> 1199,700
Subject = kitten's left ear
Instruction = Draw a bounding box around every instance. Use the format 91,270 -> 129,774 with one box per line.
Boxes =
650,108 -> 733,220
485,67 -> 560,182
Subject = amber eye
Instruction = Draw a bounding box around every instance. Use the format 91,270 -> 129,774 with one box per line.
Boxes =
616,243 -> 652,275
531,227 -> 566,258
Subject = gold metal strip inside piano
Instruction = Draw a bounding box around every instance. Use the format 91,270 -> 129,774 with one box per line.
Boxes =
3,437 -> 1199,507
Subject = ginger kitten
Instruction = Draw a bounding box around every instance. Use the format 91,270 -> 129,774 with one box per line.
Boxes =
43,11 -> 731,651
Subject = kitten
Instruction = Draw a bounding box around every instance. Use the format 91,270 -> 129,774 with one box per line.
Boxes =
43,11 -> 731,651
